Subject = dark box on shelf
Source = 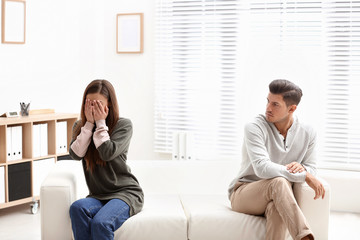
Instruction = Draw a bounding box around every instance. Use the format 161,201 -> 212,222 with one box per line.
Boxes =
8,162 -> 31,201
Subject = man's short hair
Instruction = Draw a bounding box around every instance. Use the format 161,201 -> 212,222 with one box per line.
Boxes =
269,79 -> 303,106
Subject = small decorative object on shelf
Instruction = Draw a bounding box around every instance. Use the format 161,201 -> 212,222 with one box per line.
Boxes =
0,112 -> 19,118
20,102 -> 30,116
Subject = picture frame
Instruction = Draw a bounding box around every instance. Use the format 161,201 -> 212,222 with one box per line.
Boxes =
1,0 -> 26,44
116,13 -> 143,54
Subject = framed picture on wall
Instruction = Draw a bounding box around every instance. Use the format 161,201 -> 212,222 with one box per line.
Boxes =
1,0 -> 26,44
116,13 -> 143,54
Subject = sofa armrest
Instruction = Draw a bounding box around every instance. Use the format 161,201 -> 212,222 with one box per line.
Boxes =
40,160 -> 84,240
293,177 -> 331,240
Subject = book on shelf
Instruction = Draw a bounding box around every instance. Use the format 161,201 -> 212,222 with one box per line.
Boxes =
6,126 -> 23,161
56,121 -> 67,154
33,123 -> 48,158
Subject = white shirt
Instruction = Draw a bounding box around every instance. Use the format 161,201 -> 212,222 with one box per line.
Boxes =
228,114 -> 317,198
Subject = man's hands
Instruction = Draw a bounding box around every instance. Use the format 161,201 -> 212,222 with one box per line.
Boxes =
305,172 -> 325,200
84,99 -> 108,124
286,162 -> 305,173
286,162 -> 325,200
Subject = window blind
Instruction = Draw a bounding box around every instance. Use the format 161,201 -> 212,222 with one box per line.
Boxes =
155,0 -> 360,169
321,1 -> 360,170
243,0 -> 323,75
243,0 -> 360,171
247,1 -> 322,46
154,0 -> 243,160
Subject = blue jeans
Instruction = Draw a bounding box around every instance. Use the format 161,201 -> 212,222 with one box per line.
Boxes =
69,197 -> 130,240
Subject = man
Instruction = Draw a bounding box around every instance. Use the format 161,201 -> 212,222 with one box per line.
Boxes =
228,79 -> 325,240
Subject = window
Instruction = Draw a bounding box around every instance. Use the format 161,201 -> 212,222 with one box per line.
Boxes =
155,0 -> 360,169
154,0 -> 242,160
321,1 -> 360,171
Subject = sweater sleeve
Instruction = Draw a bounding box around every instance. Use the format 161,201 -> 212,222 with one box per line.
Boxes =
69,121 -> 94,159
245,122 -> 307,182
93,119 -> 110,149
300,127 -> 317,176
96,118 -> 133,162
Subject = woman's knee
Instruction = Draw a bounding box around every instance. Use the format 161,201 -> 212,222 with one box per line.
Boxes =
69,201 -> 82,217
69,198 -> 97,218
91,216 -> 114,233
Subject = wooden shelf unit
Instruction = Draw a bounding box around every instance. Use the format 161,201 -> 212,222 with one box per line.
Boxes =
0,113 -> 78,210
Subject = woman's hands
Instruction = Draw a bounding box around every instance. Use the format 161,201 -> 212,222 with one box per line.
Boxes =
85,99 -> 95,124
93,100 -> 109,122
85,99 -> 108,123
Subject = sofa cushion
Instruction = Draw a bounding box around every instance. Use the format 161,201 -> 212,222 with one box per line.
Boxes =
114,194 -> 187,240
180,194 -> 266,240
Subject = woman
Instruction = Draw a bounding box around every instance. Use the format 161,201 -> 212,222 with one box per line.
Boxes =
69,79 -> 144,240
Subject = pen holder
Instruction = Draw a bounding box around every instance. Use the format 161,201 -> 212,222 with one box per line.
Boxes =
20,102 -> 30,116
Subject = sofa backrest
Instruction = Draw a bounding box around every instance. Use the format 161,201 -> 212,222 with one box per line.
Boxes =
129,160 -> 240,195
54,159 -> 240,197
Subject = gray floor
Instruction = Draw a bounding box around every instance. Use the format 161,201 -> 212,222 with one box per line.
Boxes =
0,203 -> 360,240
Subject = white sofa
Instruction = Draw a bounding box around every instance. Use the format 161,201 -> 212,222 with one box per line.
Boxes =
40,160 -> 331,240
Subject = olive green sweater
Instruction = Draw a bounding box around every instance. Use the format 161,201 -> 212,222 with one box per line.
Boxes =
69,118 -> 144,216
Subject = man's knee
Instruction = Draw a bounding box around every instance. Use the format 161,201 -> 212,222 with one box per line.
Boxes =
271,177 -> 290,185
269,177 -> 292,192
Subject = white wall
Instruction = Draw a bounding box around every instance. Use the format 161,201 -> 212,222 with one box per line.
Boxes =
101,0 -> 167,160
0,0 -> 165,160
0,0 -> 104,114
0,0 -> 328,161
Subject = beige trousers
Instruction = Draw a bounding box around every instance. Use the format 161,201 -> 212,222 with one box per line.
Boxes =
230,177 -> 314,240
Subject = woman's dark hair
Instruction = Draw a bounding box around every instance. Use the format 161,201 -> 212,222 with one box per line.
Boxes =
269,79 -> 303,106
73,79 -> 119,172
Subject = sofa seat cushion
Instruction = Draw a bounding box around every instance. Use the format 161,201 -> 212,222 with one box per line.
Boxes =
114,194 -> 187,240
180,194 -> 266,240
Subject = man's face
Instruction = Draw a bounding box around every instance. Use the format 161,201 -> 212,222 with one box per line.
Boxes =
265,92 -> 294,124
